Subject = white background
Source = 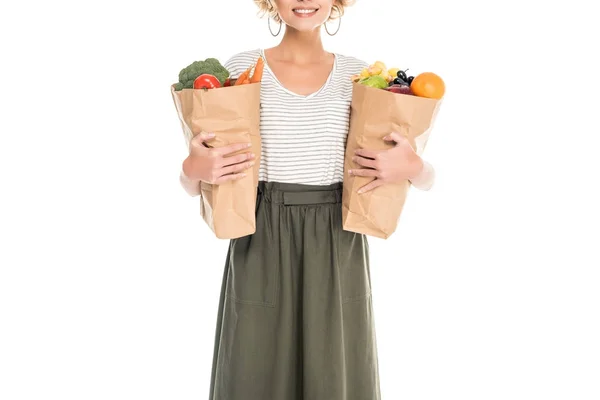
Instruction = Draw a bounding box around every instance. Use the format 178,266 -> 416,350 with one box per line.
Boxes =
1,0 -> 599,399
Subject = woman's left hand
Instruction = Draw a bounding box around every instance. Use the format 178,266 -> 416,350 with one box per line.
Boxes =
349,132 -> 424,194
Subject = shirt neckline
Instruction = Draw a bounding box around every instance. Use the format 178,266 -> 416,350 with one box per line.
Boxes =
259,48 -> 338,100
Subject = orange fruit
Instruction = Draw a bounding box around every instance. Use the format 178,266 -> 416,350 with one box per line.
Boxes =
410,72 -> 445,99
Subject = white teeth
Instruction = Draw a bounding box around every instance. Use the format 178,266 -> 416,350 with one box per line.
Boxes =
294,9 -> 317,14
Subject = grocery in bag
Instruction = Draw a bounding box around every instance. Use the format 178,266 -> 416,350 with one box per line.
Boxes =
343,61 -> 444,239
171,57 -> 264,239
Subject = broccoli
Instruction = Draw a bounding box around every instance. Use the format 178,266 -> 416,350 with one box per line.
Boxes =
176,58 -> 230,90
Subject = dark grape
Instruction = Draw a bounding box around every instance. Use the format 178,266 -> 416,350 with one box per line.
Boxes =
407,76 -> 414,85
393,77 -> 405,85
397,70 -> 407,81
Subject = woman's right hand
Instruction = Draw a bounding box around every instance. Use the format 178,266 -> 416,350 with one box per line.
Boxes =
182,132 -> 256,185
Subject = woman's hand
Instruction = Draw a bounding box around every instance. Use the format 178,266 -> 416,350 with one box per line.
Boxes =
349,132 -> 424,194
182,132 -> 256,185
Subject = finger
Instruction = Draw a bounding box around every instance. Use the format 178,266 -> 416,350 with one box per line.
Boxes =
214,142 -> 253,157
354,148 -> 379,159
348,168 -> 379,178
383,132 -> 404,143
219,151 -> 255,168
191,132 -> 215,148
213,172 -> 247,185
220,160 -> 255,176
358,179 -> 384,194
353,155 -> 377,169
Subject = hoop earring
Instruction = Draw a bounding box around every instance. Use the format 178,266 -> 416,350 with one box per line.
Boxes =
324,17 -> 341,36
268,17 -> 282,37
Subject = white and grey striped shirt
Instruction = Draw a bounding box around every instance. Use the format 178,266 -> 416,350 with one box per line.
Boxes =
224,49 -> 368,186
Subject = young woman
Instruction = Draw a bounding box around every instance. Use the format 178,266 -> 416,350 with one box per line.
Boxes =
180,1 -> 436,398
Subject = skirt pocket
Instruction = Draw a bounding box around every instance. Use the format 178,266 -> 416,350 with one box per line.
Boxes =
224,200 -> 280,308
336,230 -> 372,304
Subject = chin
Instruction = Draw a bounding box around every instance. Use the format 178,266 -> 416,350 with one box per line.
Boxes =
287,22 -> 326,32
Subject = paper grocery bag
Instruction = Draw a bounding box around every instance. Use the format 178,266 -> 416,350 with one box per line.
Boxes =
171,83 -> 262,239
342,81 -> 442,239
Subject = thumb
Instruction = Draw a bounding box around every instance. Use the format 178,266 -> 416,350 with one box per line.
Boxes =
191,131 -> 215,147
384,132 -> 403,144
199,131 -> 216,141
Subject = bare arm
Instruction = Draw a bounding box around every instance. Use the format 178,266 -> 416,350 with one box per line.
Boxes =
179,167 -> 201,197
408,126 -> 436,191
408,159 -> 435,191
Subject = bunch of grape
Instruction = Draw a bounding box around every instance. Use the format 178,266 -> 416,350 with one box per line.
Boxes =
391,70 -> 414,87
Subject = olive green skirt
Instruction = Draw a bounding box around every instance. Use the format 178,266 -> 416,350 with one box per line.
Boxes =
208,181 -> 381,400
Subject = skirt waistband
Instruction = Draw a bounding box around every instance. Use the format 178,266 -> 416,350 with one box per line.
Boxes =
257,181 -> 343,205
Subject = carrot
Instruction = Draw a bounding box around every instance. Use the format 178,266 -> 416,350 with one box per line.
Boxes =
233,71 -> 248,86
250,57 -> 264,83
234,66 -> 252,86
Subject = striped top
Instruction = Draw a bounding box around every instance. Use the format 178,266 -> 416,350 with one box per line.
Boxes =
224,49 -> 368,186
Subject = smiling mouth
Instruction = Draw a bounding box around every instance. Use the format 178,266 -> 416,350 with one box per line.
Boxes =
293,8 -> 319,16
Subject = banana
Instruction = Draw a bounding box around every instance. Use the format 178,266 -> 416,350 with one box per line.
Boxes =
368,66 -> 382,76
379,70 -> 391,82
374,61 -> 387,71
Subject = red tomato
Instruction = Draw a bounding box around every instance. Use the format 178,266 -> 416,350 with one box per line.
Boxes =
193,74 -> 221,90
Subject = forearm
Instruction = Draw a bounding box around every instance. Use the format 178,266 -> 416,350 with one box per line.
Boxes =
179,169 -> 202,197
408,158 -> 435,191
409,127 -> 436,191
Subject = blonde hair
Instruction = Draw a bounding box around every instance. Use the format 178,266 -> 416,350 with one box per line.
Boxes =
254,0 -> 355,22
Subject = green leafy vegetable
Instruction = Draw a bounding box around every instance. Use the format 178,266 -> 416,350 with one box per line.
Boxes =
175,58 -> 229,91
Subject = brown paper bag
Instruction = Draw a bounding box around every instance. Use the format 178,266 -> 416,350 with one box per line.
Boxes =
342,81 -> 442,239
171,83 -> 262,239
